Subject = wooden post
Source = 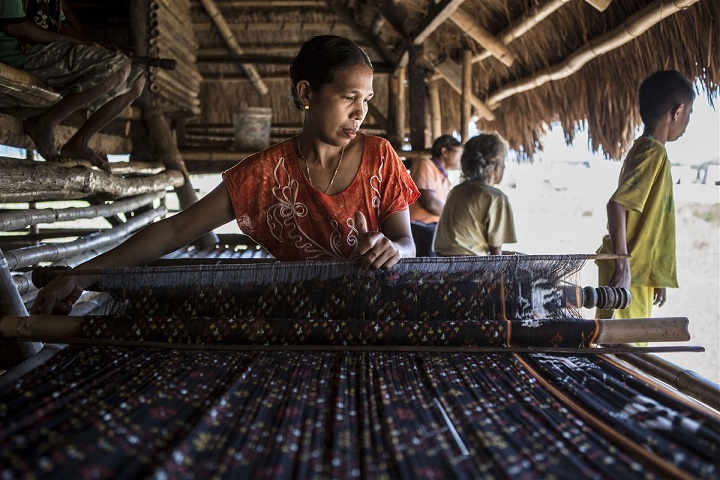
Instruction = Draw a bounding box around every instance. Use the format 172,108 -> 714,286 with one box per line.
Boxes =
395,66 -> 407,148
428,80 -> 441,140
461,49 -> 472,141
408,44 -> 427,151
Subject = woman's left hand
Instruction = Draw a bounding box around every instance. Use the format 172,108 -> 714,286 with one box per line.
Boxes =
354,211 -> 401,269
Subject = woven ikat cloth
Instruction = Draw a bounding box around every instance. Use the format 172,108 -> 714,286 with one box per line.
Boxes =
1,346 -> 717,479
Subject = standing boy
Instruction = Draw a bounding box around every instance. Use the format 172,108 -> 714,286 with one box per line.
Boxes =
596,70 -> 695,319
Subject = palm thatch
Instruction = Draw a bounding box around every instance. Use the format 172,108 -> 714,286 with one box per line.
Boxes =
63,0 -> 718,164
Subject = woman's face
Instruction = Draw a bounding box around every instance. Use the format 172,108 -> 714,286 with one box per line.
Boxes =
305,63 -> 374,147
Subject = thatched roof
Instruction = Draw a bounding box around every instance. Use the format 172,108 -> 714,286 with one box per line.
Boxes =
68,0 -> 719,162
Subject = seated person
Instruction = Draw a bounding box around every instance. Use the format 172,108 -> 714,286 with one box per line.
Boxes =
32,35 -> 420,315
0,0 -> 145,172
434,132 -> 516,256
408,134 -> 462,256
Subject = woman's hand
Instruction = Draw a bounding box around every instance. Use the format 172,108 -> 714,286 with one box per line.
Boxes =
355,211 -> 401,269
31,275 -> 85,315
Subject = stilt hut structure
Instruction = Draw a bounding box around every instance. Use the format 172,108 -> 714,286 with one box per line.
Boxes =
1,0 -> 718,477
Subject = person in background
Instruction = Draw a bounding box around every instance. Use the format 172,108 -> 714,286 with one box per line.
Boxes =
433,132 -> 516,256
32,35 -> 420,315
0,0 -> 145,172
408,134 -> 463,256
595,70 -> 695,320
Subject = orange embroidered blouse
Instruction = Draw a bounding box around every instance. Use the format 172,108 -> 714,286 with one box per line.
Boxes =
222,134 -> 420,261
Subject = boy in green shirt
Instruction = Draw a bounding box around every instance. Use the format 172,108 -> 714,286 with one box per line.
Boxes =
596,70 -> 695,319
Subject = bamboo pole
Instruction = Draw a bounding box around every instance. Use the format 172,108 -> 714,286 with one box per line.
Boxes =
594,317 -> 690,344
413,0 -> 467,45
3,207 -> 167,270
487,0 -> 701,107
461,49 -> 472,141
450,8 -> 516,67
612,352 -> 720,411
0,249 -> 42,369
472,0 -> 571,63
434,59 -> 495,121
394,66 -> 407,147
428,80 -> 441,140
198,0 -> 269,95
0,192 -> 163,232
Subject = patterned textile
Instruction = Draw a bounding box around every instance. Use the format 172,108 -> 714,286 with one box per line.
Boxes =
1,346 -> 717,479
221,134 -> 420,262
76,315 -> 599,348
93,256 -> 589,322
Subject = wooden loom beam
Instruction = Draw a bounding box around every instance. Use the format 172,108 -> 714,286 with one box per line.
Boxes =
0,316 -> 692,346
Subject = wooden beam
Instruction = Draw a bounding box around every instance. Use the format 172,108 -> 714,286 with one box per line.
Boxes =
366,103 -> 388,132
433,59 -> 495,121
585,0 -> 612,12
201,73 -> 291,82
450,7 -> 515,67
365,0 -> 413,37
428,80 -> 441,140
210,0 -> 327,6
198,46 -> 300,56
391,66 -> 406,147
0,157 -> 184,203
472,0 -> 571,63
192,21 -> 354,33
327,0 -> 399,65
197,54 -> 393,73
487,0 -> 700,107
0,113 -> 132,154
198,0 -> 269,95
412,0 -> 467,45
197,53 -> 295,64
408,45 -> 427,150
461,49 -> 472,141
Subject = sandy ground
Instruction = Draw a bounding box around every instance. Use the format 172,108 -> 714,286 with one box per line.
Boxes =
498,160 -> 719,383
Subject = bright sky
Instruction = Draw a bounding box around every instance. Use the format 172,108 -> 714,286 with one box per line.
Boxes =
540,88 -> 720,166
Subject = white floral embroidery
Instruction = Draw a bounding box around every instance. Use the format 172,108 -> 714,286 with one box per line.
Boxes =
265,156 -> 352,260
370,155 -> 385,212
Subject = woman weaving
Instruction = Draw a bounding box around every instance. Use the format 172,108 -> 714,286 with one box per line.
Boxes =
32,35 -> 420,315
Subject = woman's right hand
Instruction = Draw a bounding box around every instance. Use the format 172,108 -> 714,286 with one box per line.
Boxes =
31,276 -> 85,315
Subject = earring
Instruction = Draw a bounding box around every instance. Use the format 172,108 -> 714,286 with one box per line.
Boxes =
304,105 -> 309,111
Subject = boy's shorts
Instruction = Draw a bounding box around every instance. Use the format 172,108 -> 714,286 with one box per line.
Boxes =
24,41 -> 143,112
